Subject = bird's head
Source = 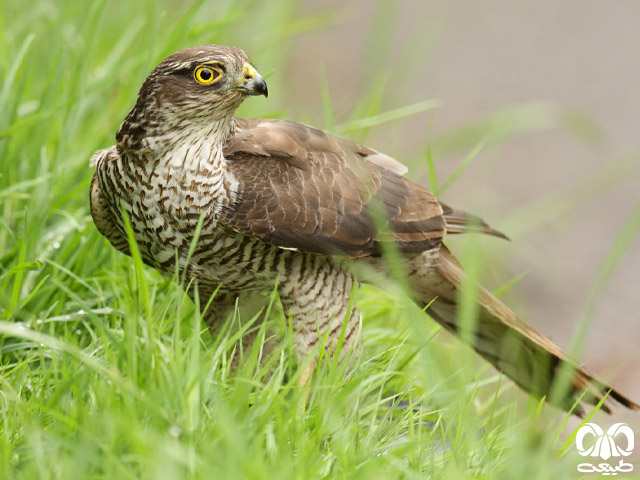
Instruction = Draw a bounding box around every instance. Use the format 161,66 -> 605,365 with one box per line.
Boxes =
117,45 -> 267,152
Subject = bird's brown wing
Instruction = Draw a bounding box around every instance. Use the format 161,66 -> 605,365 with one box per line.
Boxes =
440,202 -> 509,240
220,118 -> 446,257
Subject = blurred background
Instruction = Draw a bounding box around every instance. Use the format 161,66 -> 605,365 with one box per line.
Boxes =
282,0 -> 640,412
3,0 -> 639,424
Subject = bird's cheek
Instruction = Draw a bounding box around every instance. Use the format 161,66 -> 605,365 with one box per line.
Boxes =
224,87 -> 243,98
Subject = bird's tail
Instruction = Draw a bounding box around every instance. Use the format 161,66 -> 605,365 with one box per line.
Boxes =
416,246 -> 639,416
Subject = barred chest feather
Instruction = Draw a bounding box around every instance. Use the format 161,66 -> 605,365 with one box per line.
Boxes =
92,138 -> 282,290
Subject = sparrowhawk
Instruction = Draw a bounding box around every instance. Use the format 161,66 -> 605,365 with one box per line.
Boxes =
90,45 -> 638,415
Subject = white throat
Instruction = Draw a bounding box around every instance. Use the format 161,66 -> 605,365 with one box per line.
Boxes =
150,116 -> 235,173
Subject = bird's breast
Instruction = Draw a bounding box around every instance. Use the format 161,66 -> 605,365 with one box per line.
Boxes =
132,160 -> 230,250
96,143 -> 277,289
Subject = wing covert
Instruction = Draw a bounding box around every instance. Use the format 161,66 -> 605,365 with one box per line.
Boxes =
220,118 -> 445,257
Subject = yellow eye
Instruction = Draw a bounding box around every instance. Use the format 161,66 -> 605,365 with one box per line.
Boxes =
194,65 -> 222,85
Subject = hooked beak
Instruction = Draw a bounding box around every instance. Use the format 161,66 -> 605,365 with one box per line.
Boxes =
243,73 -> 268,97
235,62 -> 268,98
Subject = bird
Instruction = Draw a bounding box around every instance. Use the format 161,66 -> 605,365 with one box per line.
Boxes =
90,44 -> 638,416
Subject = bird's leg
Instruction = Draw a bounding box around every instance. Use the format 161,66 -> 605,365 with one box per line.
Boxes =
188,286 -> 238,332
226,291 -> 275,372
188,286 -> 274,372
296,359 -> 316,415
278,254 -> 361,412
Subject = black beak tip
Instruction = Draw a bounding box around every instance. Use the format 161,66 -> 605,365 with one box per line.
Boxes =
254,78 -> 268,98
244,75 -> 268,98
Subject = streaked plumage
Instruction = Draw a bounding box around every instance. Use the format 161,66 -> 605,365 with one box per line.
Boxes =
90,45 -> 638,415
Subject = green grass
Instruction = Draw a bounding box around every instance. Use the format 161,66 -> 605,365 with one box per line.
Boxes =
1,1 -> 639,478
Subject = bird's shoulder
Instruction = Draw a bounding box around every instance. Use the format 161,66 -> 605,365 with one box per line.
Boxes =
225,117 -> 408,175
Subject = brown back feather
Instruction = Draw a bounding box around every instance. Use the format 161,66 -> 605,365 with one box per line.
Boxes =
222,118 -> 446,257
